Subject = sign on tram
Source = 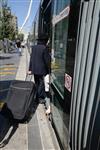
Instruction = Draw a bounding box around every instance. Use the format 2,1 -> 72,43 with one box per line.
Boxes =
52,6 -> 70,26
65,73 -> 72,92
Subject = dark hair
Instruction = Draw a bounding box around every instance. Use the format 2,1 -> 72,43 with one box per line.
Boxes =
37,33 -> 48,41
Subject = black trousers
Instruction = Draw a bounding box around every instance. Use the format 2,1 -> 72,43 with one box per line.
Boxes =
34,75 -> 46,101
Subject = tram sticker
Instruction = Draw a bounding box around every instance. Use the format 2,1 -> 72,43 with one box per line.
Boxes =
52,6 -> 70,25
65,73 -> 72,92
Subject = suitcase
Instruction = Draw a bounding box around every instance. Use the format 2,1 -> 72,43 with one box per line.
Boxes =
6,80 -> 36,122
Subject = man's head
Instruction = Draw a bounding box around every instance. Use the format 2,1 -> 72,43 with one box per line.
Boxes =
37,33 -> 48,44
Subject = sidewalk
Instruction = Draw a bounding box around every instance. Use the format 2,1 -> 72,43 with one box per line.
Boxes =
1,48 -> 60,150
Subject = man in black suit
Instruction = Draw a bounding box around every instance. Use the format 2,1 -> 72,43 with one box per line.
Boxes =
28,33 -> 50,103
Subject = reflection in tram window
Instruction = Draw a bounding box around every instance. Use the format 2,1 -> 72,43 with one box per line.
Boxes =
52,18 -> 69,94
54,0 -> 70,15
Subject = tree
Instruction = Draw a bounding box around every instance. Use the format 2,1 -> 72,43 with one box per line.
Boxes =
17,33 -> 24,42
0,4 -> 17,40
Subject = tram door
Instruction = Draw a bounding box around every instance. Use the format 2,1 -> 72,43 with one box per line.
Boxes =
69,0 -> 100,150
51,0 -> 80,149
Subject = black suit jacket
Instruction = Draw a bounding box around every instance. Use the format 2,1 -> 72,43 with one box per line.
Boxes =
29,44 -> 50,75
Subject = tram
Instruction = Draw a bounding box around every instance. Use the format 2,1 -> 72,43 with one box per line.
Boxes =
29,0 -> 100,150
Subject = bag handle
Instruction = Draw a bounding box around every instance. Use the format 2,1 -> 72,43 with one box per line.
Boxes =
25,74 -> 32,81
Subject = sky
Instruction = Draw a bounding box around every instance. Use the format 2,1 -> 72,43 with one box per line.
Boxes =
8,0 -> 40,34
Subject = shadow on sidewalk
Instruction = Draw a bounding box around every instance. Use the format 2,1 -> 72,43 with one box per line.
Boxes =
0,56 -> 12,60
0,100 -> 39,148
0,104 -> 18,148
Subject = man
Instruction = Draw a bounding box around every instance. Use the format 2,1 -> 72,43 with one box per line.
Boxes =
16,40 -> 22,56
28,33 -> 50,103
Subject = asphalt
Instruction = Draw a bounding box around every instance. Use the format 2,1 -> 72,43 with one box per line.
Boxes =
0,51 -> 20,101
0,48 -> 60,150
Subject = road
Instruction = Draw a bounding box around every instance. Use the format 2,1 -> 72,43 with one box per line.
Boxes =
0,51 -> 20,102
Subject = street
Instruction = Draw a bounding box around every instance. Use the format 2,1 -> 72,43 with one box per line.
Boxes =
0,51 -> 20,102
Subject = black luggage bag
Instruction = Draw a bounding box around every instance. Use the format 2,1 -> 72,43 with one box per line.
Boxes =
6,80 -> 36,122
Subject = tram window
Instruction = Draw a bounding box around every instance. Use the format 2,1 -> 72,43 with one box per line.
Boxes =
53,0 -> 70,15
52,18 -> 69,94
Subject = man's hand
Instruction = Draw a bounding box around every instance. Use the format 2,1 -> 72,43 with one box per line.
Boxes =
27,71 -> 32,75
